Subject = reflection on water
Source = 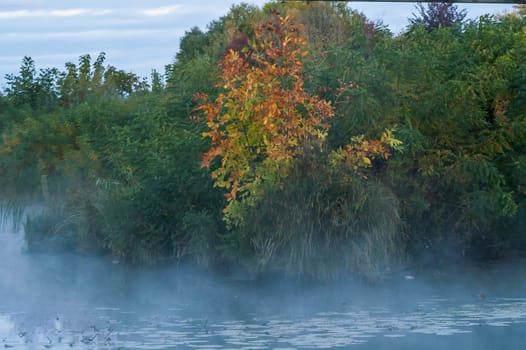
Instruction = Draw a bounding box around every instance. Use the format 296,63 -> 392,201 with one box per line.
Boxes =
1,229 -> 526,349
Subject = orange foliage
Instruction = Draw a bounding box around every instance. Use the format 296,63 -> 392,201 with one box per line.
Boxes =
196,13 -> 333,203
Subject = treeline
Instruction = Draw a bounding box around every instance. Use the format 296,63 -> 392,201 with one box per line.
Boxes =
0,2 -> 525,281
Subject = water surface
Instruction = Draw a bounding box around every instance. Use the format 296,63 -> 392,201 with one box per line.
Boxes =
1,227 -> 525,349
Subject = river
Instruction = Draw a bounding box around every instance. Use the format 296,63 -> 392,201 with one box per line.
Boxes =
1,223 -> 526,349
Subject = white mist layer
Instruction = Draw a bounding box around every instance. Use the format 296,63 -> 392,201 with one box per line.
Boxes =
1,226 -> 526,349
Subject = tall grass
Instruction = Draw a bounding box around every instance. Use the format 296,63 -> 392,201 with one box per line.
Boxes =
21,175 -> 107,254
232,156 -> 404,282
0,199 -> 25,232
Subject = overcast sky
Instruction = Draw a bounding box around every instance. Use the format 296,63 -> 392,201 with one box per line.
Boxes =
0,1 -> 515,88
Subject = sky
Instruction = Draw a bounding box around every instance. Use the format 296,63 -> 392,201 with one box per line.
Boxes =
0,1 -> 516,88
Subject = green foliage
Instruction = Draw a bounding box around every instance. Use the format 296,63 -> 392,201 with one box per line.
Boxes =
58,53 -> 148,107
176,27 -> 209,64
4,56 -> 60,112
97,94 -> 224,264
166,54 -> 218,117
181,210 -> 219,267
298,7 -> 394,145
384,14 -> 526,261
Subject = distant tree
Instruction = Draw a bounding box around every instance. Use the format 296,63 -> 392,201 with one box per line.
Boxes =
103,66 -> 148,97
4,56 -> 38,108
176,27 -> 209,64
409,2 -> 467,31
150,69 -> 164,93
58,53 -> 148,106
4,56 -> 59,111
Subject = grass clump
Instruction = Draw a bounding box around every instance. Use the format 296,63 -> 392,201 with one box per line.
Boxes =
229,154 -> 403,282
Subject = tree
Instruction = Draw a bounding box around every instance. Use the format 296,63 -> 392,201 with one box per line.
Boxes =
58,53 -> 148,107
4,56 -> 59,111
4,56 -> 38,108
150,69 -> 164,93
196,13 -> 334,224
176,27 -> 209,64
387,14 -> 526,261
409,2 -> 467,31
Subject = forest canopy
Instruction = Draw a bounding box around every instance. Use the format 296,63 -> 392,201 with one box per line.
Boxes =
1,2 -> 525,281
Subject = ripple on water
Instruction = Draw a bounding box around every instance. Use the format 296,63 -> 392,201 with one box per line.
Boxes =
1,295 -> 526,349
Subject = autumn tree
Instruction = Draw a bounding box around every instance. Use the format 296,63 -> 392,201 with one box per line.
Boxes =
196,13 -> 334,224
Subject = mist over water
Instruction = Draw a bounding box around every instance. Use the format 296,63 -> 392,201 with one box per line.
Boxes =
2,222 -> 526,349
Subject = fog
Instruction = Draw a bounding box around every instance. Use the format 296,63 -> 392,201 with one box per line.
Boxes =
1,220 -> 526,349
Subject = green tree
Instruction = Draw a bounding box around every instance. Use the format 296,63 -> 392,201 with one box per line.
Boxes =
58,53 -> 148,107
176,27 -> 209,64
4,56 -> 59,111
386,14 -> 526,261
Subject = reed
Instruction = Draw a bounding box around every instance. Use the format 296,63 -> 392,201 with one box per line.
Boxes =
233,156 -> 404,281
0,199 -> 25,232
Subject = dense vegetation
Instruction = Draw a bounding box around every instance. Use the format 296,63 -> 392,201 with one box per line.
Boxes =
1,2 -> 525,281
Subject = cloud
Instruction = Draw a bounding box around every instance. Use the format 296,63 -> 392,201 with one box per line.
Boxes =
50,9 -> 112,17
141,5 -> 184,17
0,0 -> 43,5
0,8 -> 113,19
0,28 -> 186,42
